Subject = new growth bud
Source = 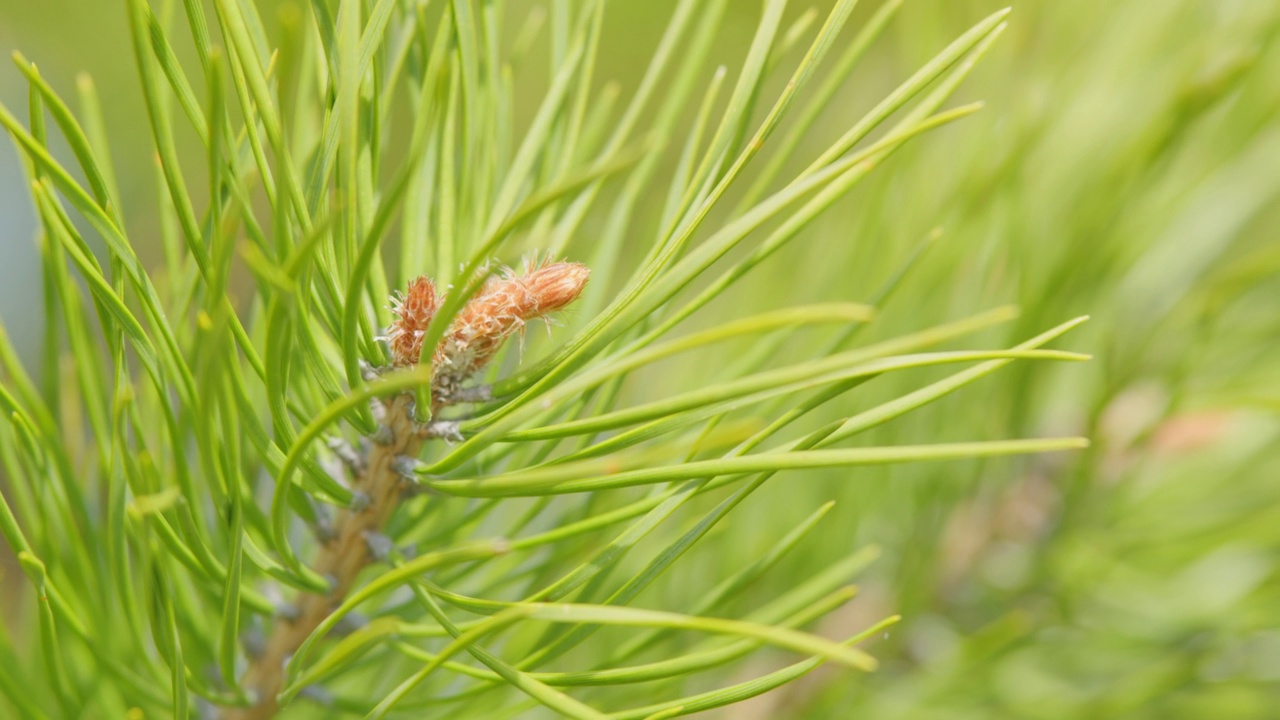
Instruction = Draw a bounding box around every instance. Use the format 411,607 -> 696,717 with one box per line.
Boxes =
385,260 -> 590,406
385,276 -> 440,368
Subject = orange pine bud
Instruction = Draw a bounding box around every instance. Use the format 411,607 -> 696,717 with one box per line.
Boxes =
386,275 -> 439,367
383,260 -> 590,403
433,261 -> 590,397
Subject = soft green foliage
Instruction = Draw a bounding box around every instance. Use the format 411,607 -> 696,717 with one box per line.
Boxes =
0,0 -> 1274,718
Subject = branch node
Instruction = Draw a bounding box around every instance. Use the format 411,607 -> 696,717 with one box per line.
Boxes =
326,436 -> 366,474
363,531 -> 394,562
420,420 -> 462,442
358,359 -> 381,382
452,384 -> 494,404
390,454 -> 419,479
371,423 -> 395,446
275,602 -> 300,623
349,491 -> 372,513
370,396 -> 388,423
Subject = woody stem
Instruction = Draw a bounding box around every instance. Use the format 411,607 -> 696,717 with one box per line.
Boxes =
224,395 -> 425,720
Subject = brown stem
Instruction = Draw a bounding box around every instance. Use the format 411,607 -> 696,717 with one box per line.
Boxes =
224,395 -> 425,720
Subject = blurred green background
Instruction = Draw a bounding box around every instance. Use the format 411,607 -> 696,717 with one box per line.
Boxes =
2,0 -> 1278,717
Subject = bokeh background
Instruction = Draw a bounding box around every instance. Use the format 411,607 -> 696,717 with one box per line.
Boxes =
2,1 -> 1279,717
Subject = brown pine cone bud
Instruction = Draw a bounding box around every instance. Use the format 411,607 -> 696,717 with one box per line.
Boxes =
385,260 -> 590,405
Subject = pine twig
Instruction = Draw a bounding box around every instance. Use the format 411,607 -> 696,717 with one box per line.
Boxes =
226,395 -> 427,719
225,260 -> 588,717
